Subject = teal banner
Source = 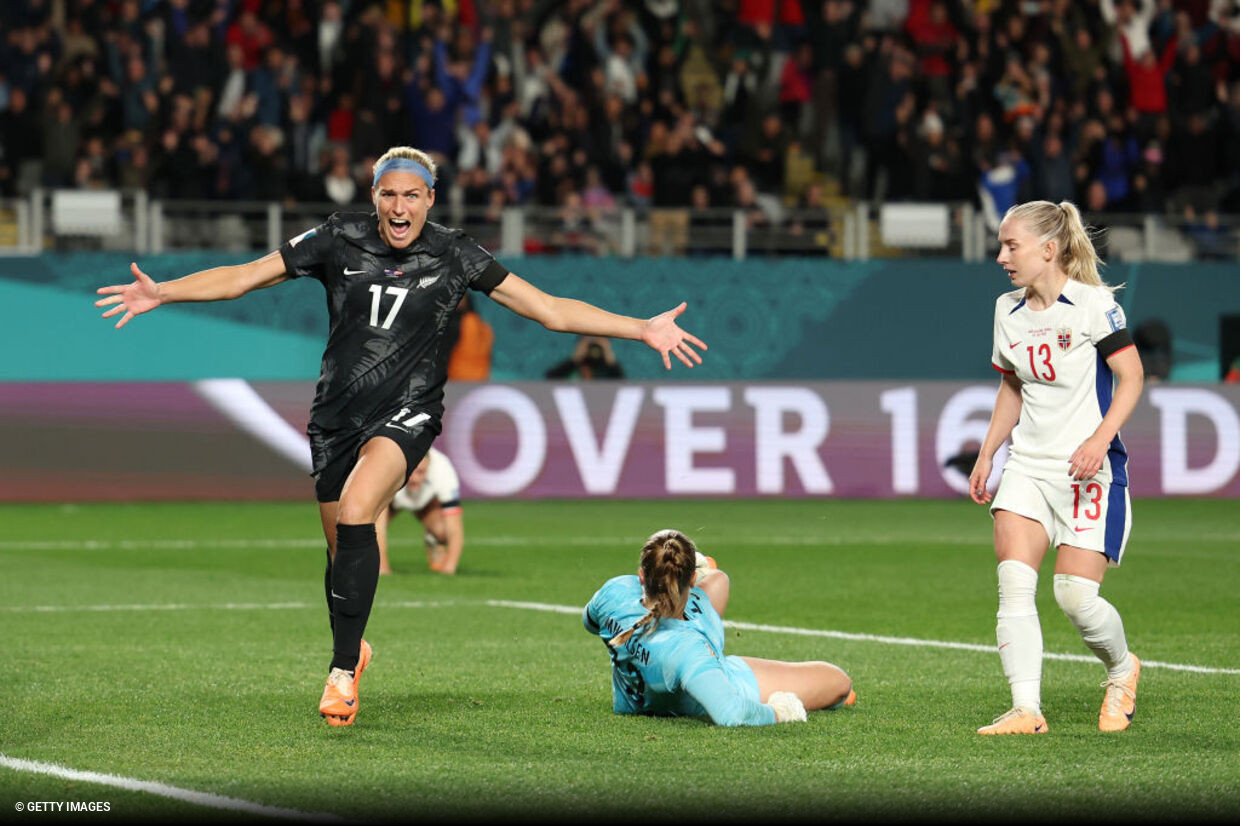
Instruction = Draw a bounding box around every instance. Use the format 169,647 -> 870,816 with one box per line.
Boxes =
3,253 -> 1236,381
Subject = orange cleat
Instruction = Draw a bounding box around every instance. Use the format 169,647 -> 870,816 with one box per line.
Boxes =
319,669 -> 357,726
827,688 -> 857,709
1099,654 -> 1140,732
977,707 -> 1048,735
319,640 -> 372,727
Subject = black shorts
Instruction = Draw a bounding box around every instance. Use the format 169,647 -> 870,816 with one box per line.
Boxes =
312,412 -> 442,503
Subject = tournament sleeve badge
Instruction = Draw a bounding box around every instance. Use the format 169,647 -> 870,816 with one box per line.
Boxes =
1106,306 -> 1126,332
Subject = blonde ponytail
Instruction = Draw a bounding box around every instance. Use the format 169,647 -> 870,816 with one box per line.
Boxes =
1056,201 -> 1107,288
1002,200 -> 1118,293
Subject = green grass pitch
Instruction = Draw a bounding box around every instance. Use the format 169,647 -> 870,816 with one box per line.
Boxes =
1,498 -> 1237,823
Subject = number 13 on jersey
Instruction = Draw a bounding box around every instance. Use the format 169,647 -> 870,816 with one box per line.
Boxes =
1027,344 -> 1056,381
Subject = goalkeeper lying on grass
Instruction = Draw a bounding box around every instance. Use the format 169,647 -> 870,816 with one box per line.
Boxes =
583,529 -> 855,726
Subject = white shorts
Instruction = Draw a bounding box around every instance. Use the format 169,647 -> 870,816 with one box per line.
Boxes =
391,446 -> 460,512
990,466 -> 1132,567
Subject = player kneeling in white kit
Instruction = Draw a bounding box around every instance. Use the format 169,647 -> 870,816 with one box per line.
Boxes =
377,447 -> 464,575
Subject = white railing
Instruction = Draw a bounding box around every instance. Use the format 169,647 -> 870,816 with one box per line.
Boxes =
3,189 -> 1237,262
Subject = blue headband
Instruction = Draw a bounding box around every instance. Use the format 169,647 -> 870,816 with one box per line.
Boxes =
372,157 -> 435,190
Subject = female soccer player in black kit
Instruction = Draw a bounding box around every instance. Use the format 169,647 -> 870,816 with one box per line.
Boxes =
96,146 -> 707,726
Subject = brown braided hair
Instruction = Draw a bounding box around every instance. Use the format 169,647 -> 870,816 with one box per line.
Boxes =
608,529 -> 698,649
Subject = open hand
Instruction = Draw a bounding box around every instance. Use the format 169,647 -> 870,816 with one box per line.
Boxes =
642,302 -> 707,370
95,262 -> 161,329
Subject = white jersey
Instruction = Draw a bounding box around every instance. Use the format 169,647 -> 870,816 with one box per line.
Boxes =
391,447 -> 462,513
990,279 -> 1134,485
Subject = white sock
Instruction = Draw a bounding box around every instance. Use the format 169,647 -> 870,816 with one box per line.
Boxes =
1053,574 -> 1131,679
995,559 -> 1042,713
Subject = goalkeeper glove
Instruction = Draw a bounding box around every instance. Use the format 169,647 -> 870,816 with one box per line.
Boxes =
693,551 -> 718,584
768,691 -> 808,723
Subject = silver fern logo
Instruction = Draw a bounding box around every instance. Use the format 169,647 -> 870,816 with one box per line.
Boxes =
418,274 -> 439,289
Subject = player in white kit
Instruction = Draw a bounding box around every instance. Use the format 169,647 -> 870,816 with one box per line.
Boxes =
968,200 -> 1145,735
378,447 -> 464,575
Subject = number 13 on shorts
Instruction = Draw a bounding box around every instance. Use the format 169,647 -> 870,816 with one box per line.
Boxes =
1065,477 -> 1131,564
1072,482 -> 1103,521
993,470 -> 1131,564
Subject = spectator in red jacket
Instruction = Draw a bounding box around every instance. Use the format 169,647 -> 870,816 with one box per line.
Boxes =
1121,32 -> 1178,137
224,8 -> 273,72
778,40 -> 814,140
904,0 -> 958,102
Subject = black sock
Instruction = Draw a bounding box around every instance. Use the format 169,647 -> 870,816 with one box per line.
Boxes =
323,547 -> 335,635
329,523 -> 379,672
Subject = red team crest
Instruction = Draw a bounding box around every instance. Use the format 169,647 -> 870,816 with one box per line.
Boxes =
1057,326 -> 1072,351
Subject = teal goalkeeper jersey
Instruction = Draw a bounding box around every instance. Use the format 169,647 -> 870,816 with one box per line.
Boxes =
583,575 -> 776,726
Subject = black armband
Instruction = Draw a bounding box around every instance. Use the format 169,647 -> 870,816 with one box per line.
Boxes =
1097,329 -> 1134,359
477,260 -> 510,294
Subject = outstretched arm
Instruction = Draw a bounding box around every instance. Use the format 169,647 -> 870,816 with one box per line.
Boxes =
487,272 -> 707,369
682,665 -> 779,726
95,251 -> 290,329
675,643 -> 804,726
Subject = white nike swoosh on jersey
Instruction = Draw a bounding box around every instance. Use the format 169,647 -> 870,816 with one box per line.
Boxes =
344,268 -> 366,275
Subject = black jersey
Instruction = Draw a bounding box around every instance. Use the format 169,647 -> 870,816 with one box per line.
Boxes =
279,212 -> 509,471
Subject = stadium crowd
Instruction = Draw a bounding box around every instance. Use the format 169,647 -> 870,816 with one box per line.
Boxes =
2,0 -> 1239,242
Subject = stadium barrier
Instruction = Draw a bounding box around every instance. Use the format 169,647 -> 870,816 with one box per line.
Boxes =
4,191 -> 1239,261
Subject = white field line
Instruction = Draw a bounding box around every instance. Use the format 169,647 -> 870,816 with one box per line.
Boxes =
3,597 -> 1235,676
483,599 -> 1240,675
0,754 -> 348,822
9,601 -> 454,614
0,535 -> 998,550
4,530 -> 1239,552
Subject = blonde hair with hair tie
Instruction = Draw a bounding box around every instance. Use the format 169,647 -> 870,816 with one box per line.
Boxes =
1002,200 -> 1119,293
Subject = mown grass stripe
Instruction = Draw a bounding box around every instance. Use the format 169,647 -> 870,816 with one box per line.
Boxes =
8,597 -> 1233,676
